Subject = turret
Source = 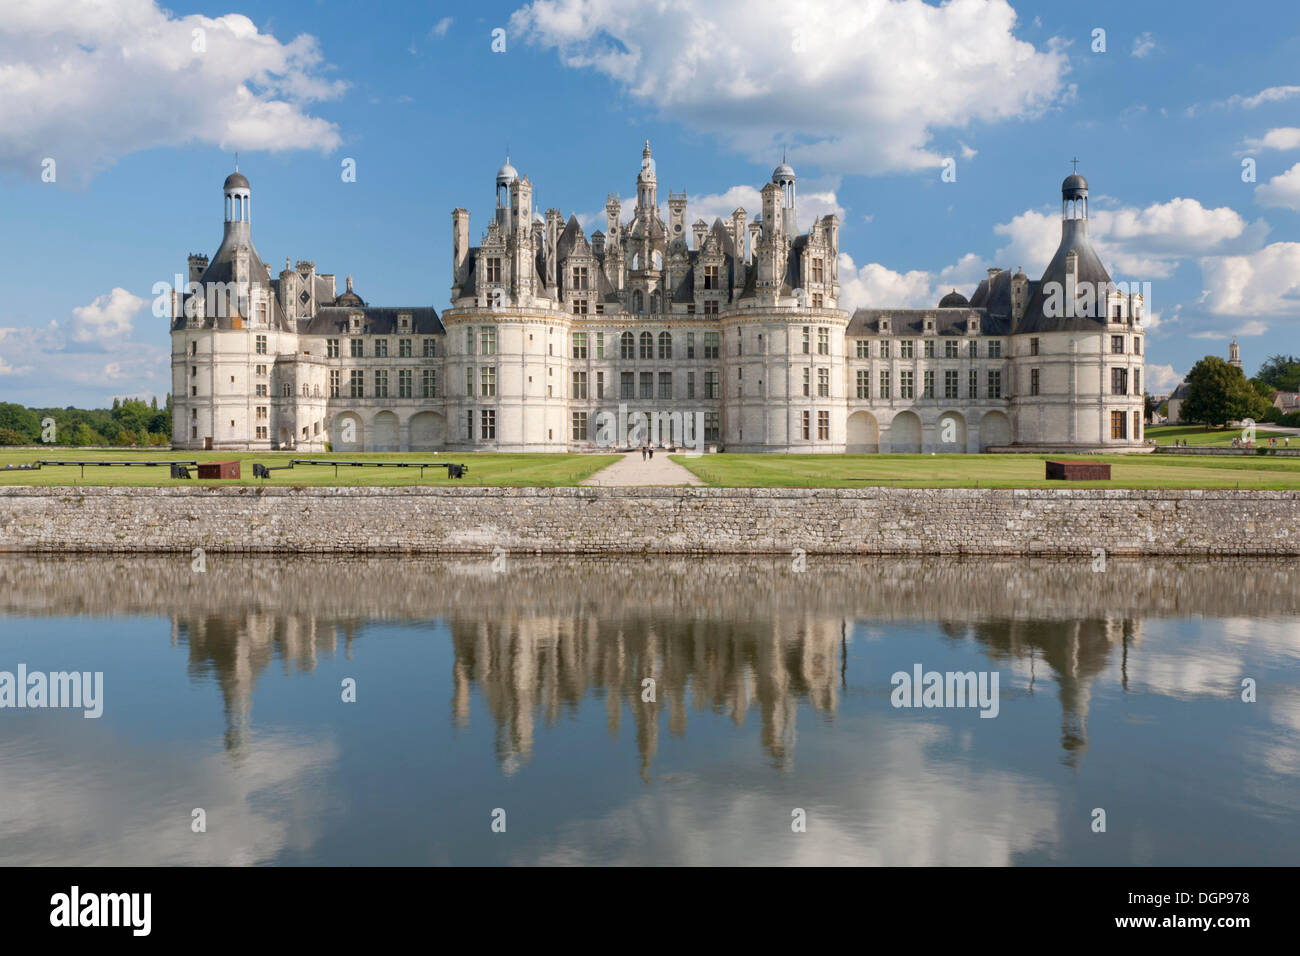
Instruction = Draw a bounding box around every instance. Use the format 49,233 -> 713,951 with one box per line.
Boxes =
636,140 -> 657,210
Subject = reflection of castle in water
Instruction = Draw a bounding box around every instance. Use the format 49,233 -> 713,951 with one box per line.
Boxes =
451,614 -> 842,776
174,614 -> 361,753
3,555 -> 1291,769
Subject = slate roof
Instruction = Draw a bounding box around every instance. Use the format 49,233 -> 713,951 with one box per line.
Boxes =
300,306 -> 443,335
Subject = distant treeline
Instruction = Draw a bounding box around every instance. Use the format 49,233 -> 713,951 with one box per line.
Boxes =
0,397 -> 172,446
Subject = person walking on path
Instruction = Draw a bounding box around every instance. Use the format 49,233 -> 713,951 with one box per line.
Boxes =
648,446 -> 654,459
640,445 -> 647,461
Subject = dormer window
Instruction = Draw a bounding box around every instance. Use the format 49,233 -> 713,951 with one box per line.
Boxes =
349,313 -> 363,333
398,313 -> 411,331
880,318 -> 890,334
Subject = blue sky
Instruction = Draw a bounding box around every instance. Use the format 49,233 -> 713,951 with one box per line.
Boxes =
1,0 -> 1298,407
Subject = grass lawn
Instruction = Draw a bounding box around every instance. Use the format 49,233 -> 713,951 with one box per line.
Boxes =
671,452 -> 1300,490
0,449 -> 619,487
1145,424 -> 1294,446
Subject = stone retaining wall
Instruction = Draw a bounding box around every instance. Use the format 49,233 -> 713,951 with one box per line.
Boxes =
1,486 -> 1296,554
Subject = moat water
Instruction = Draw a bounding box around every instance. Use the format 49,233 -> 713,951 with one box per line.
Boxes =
0,555 -> 1296,865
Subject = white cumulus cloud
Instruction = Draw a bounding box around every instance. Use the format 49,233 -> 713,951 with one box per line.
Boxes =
1131,33 -> 1156,58
68,288 -> 146,344
0,0 -> 345,185
1199,242 -> 1300,316
1255,162 -> 1300,211
509,0 -> 1069,176
1243,128 -> 1300,152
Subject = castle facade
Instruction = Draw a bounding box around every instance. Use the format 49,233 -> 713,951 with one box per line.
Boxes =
171,145 -> 1146,453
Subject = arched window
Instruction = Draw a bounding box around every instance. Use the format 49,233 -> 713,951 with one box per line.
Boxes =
652,251 -> 663,270
658,331 -> 672,360
633,289 -> 644,313
620,331 -> 635,360
639,331 -> 653,360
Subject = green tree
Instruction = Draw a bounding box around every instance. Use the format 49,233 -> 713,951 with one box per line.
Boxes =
1144,392 -> 1158,423
0,403 -> 40,441
0,427 -> 30,445
1254,354 -> 1300,392
1182,355 -> 1271,427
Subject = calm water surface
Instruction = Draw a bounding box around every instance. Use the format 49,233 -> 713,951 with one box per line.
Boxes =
0,555 -> 1296,865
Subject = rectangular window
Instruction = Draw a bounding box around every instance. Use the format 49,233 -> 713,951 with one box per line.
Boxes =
879,369 -> 891,399
480,328 -> 497,355
592,331 -> 604,359
1111,367 -> 1128,395
481,366 -> 497,397
422,369 -> 437,398
811,259 -> 824,284
374,369 -> 389,398
856,339 -> 869,359
802,368 -> 811,397
282,382 -> 292,398
703,299 -> 719,315
880,339 -> 891,359
703,265 -> 720,290
945,340 -> 959,359
572,298 -> 588,315
423,338 -> 437,358
988,340 -> 1002,358
572,332 -> 588,359
596,371 -> 605,399
968,369 -> 978,399
639,372 -> 654,399
900,370 -> 915,399
856,369 -> 870,399
988,369 -> 1002,399
327,338 -> 339,358
922,369 -> 934,398
900,340 -> 914,359
1030,337 -> 1040,356
705,371 -> 719,399
1111,410 -> 1126,440
687,371 -> 696,399
620,372 -> 634,399
639,334 -> 653,360
350,338 -> 363,358
572,411 -> 588,441
703,332 -> 720,359
572,266 -> 589,291
486,258 -> 501,283
660,334 -> 673,360
1134,338 -> 1142,355
704,412 -> 720,443
465,327 -> 474,354
399,338 -> 412,358
620,333 -> 635,360
818,410 -> 830,441
572,370 -> 588,399
465,410 -> 474,441
817,328 -> 829,355
811,293 -> 823,308
659,372 -> 672,400
924,340 -> 935,359
686,332 -> 695,359
968,340 -> 977,358
802,327 -> 810,354
329,370 -> 340,397
399,369 -> 412,398
255,335 -> 267,355
944,369 -> 959,399
466,366 -> 474,397
801,410 -> 811,440
349,370 -> 364,398
817,367 -> 829,398
255,384 -> 268,397
1111,335 -> 1125,354
1133,410 -> 1141,440
1031,368 -> 1040,396
374,339 -> 389,358
1134,369 -> 1141,395
481,409 -> 496,440
256,406 -> 267,420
